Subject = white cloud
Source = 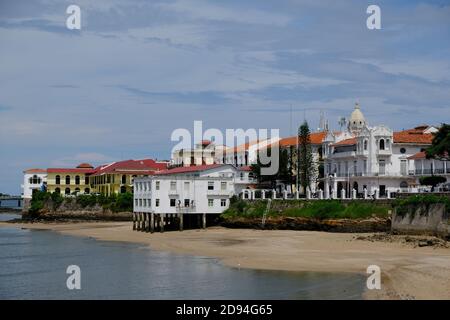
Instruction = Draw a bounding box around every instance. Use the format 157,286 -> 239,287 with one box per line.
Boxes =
158,0 -> 291,26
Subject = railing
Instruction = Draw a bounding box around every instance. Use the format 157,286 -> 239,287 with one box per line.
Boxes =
207,189 -> 232,196
409,168 -> 450,175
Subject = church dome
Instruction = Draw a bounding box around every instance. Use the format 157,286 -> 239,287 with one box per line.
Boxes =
348,102 -> 365,132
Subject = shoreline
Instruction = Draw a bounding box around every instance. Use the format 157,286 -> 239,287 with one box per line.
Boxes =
1,220 -> 450,299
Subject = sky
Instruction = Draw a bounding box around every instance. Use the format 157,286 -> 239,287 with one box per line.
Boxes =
0,0 -> 450,194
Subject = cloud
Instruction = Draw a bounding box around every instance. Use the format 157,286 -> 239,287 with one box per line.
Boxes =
158,0 -> 291,26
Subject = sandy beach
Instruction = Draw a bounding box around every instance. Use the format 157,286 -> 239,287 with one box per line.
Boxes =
1,221 -> 449,300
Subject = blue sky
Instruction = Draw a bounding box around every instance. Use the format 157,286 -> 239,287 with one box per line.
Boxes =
0,0 -> 450,194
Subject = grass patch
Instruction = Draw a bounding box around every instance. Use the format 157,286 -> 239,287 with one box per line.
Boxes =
222,198 -> 390,220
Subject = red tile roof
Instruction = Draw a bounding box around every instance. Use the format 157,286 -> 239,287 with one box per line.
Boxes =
279,131 -> 327,147
47,168 -> 96,174
91,159 -> 167,176
331,137 -> 357,146
76,163 -> 94,169
155,164 -> 225,175
407,151 -> 426,160
393,128 -> 434,144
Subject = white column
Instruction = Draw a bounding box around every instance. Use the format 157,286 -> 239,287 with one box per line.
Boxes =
283,190 -> 288,199
352,188 -> 356,199
261,190 -> 265,199
324,180 -> 329,199
295,190 -> 300,199
341,188 -> 346,199
375,189 -> 379,199
306,189 -> 311,199
364,188 -> 368,199
318,189 -> 323,199
272,189 -> 276,199
387,189 -> 391,199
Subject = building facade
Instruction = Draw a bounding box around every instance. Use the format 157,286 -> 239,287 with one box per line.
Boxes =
133,164 -> 255,215
321,103 -> 447,198
22,169 -> 47,199
89,159 -> 168,195
46,163 -> 95,195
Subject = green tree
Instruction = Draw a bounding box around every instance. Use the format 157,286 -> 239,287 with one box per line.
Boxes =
426,123 -> 450,160
419,175 -> 447,191
297,121 -> 315,194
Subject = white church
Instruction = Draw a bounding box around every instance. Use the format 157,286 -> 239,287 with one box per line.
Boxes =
321,103 -> 448,198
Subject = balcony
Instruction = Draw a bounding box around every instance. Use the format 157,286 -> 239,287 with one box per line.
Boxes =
409,168 -> 450,176
207,189 -> 233,196
168,189 -> 179,195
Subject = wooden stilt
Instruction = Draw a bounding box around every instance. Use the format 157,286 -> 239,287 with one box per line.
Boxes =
179,213 -> 183,231
150,212 -> 154,233
160,214 -> 165,233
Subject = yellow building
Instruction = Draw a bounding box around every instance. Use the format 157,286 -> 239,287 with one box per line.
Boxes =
89,159 -> 168,196
46,163 -> 95,195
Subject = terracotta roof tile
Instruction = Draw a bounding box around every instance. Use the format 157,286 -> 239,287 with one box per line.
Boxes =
393,129 -> 434,144
155,164 -> 225,175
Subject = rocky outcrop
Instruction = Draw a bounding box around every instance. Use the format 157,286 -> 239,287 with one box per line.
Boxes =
392,203 -> 449,238
221,216 -> 390,233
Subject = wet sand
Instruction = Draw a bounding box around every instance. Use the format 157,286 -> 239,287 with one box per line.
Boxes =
1,221 -> 449,300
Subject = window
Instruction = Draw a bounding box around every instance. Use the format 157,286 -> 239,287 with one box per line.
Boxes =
135,199 -> 138,206
75,188 -> 80,194
65,188 -> 70,195
55,188 -> 60,194
208,181 -> 214,190
400,160 -> 407,176
379,139 -> 385,150
208,199 -> 214,207
156,199 -> 160,207
156,181 -> 160,190
184,182 -> 189,191
400,147 -> 406,154
184,199 -> 190,207
170,181 -> 176,190
240,172 -> 244,180
363,140 -> 368,151
85,176 -> 89,184
220,199 -> 227,207
221,182 -> 227,190
121,175 -> 127,184
55,175 -> 60,185
363,160 -> 367,174
75,175 -> 80,185
400,181 -> 408,188
139,199 -> 142,206
170,199 -> 176,207
379,160 -> 386,175
65,175 -> 71,185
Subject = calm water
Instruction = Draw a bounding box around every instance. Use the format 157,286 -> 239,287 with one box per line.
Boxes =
0,213 -> 365,300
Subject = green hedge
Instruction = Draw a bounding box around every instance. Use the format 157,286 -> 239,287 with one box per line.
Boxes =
28,191 -> 133,216
222,199 -> 390,220
393,194 -> 450,216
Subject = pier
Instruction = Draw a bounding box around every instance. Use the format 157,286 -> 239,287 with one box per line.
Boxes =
0,196 -> 22,208
132,212 -> 216,233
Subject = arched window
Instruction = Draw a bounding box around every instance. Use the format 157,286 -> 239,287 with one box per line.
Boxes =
120,186 -> 126,193
84,188 -> 90,194
55,175 -> 60,185
75,175 -> 80,185
379,139 -> 385,150
75,187 -> 80,194
363,140 -> 368,151
85,176 -> 89,184
65,175 -> 71,185
55,188 -> 60,194
65,188 -> 70,195
400,181 -> 408,188
121,175 -> 126,184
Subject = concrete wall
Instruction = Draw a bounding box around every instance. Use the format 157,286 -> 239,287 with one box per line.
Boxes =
392,203 -> 449,238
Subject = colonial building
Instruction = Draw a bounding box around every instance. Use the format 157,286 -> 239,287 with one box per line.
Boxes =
133,164 -> 255,215
22,168 -> 47,199
171,140 -> 227,167
46,163 -> 95,195
89,159 -> 168,195
321,103 -> 446,198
